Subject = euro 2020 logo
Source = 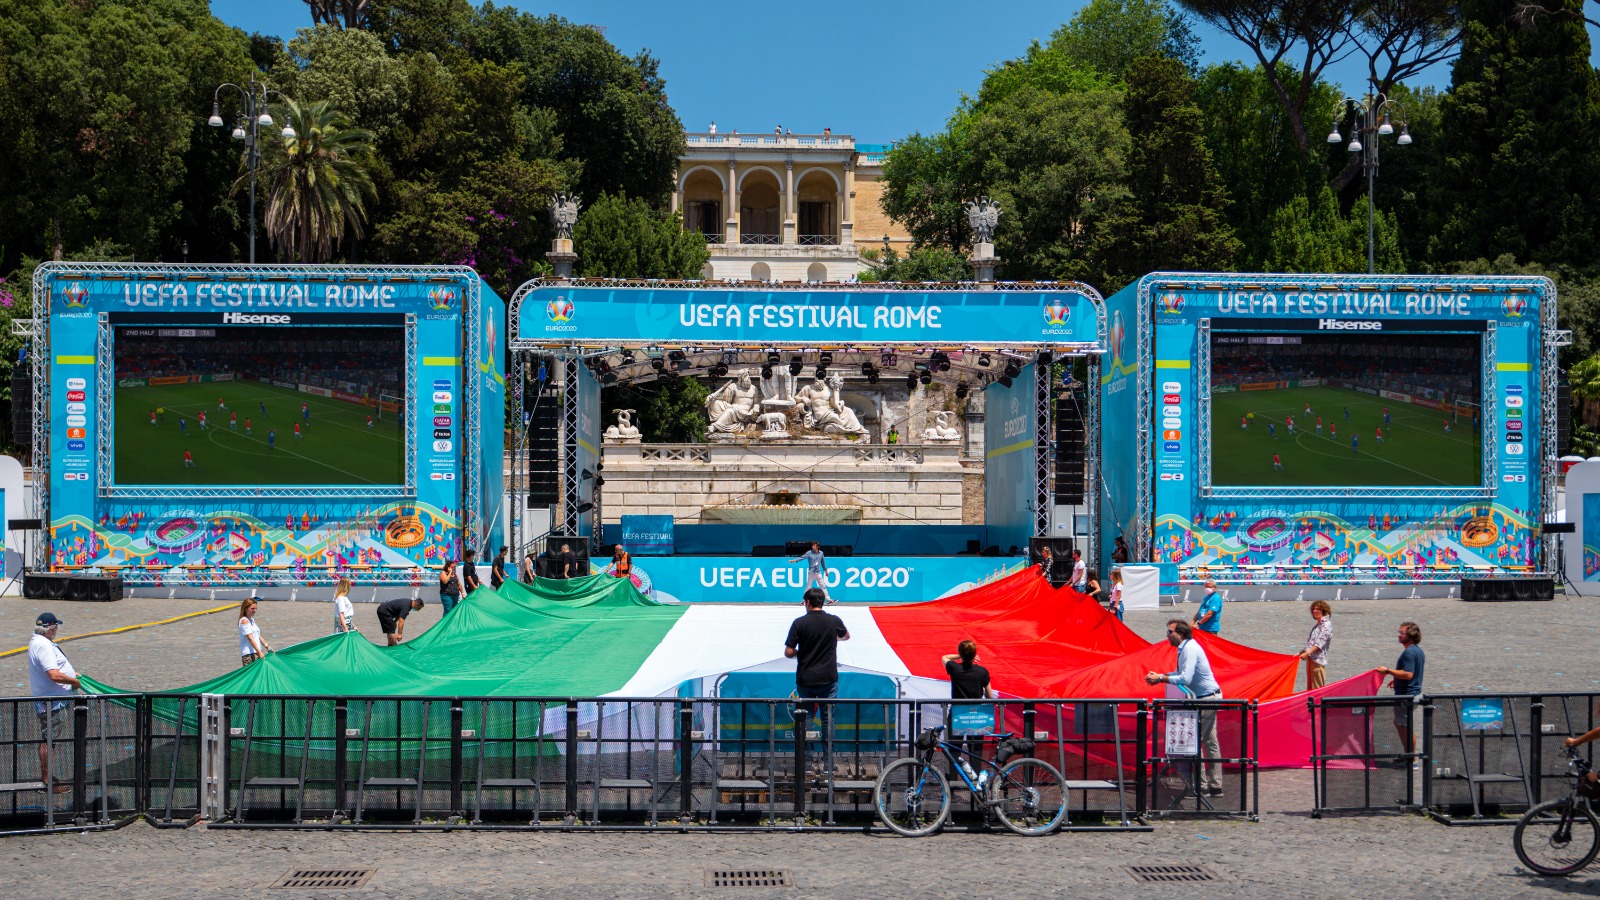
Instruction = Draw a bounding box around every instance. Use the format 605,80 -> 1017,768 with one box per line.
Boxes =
546,296 -> 575,323
1042,300 -> 1070,327
1502,296 -> 1526,319
1157,292 -> 1185,316
428,288 -> 456,312
1111,309 -> 1126,365
61,282 -> 89,309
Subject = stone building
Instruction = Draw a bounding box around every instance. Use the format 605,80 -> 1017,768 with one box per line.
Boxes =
671,131 -> 911,282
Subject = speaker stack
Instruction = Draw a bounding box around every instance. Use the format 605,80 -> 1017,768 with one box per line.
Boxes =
9,374 -> 32,446
525,356 -> 560,506
1028,536 -> 1076,587
1053,394 -> 1086,505
543,535 -> 589,578
1459,576 -> 1554,602
23,573 -> 123,602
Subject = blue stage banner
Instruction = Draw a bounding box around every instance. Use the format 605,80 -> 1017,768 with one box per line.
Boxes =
984,364 -> 1036,553
618,515 -> 674,555
606,555 -> 1029,604
518,285 -> 1101,348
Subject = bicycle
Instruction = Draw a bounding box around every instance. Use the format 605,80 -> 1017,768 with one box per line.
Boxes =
873,725 -> 1067,837
1513,746 -> 1600,877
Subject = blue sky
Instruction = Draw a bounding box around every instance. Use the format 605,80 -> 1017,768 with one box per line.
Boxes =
212,1 -> 1586,142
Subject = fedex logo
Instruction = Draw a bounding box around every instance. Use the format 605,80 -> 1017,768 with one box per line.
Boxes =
432,391 -> 453,403
1505,396 -> 1523,408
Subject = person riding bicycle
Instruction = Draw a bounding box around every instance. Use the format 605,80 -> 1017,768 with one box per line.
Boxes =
1565,725 -> 1600,786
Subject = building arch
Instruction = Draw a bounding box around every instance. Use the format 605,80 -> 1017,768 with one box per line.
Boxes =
738,169 -> 783,242
677,164 -> 727,194
751,262 -> 772,281
680,167 -> 726,239
736,165 -> 785,191
806,262 -> 829,282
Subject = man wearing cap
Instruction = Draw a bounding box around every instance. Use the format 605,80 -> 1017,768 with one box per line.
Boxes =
28,613 -> 82,793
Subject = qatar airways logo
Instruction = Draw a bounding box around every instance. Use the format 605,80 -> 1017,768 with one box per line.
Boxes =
1318,319 -> 1382,331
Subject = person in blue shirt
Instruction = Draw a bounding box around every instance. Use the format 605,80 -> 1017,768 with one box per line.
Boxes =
1374,621 -> 1425,763
1192,580 -> 1223,634
1351,433 -> 1359,454
1146,620 -> 1223,795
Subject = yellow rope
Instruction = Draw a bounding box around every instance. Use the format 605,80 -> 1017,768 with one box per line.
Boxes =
0,603 -> 237,659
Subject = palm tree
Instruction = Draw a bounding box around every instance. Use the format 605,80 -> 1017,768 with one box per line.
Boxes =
244,98 -> 376,263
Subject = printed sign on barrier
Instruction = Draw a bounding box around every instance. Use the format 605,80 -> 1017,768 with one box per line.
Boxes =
1461,698 -> 1504,731
1165,709 -> 1199,756
951,705 -> 996,736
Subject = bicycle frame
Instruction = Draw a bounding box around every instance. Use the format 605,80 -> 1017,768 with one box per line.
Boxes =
924,736 -> 1007,798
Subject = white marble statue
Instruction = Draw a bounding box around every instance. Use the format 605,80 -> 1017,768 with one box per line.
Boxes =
706,368 -> 761,435
604,408 -> 642,443
760,366 -> 797,408
759,411 -> 791,439
797,375 -> 869,437
922,410 -> 961,442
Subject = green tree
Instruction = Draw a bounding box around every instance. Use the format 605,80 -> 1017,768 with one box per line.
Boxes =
602,377 -> 709,443
1263,187 -> 1404,273
1098,56 -> 1238,290
253,98 -> 378,262
859,246 -> 972,283
1448,254 -> 1600,367
573,193 -> 710,279
1047,0 -> 1200,79
1427,0 -> 1600,267
281,25 -> 410,145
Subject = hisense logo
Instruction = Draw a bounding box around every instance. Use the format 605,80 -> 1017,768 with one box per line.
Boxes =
223,312 -> 290,324
1318,319 -> 1382,331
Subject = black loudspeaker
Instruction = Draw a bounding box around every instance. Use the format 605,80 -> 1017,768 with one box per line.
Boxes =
10,375 -> 32,446
525,367 -> 560,505
783,541 -> 852,558
751,545 -> 787,557
1054,394 -> 1086,505
1028,537 -> 1076,586
1460,577 -> 1553,602
543,535 -> 588,577
1557,381 -> 1570,452
1544,522 -> 1576,534
65,576 -> 123,602
24,573 -> 70,600
8,518 -> 43,530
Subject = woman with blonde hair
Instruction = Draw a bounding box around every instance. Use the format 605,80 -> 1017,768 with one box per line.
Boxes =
1298,600 -> 1332,689
238,597 -> 271,666
1108,568 -> 1125,621
332,577 -> 356,634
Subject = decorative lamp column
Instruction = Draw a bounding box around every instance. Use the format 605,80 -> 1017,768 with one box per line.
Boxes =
965,196 -> 1002,284
547,192 -> 580,278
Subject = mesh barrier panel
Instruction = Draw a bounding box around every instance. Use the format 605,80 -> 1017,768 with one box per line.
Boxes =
0,696 -> 141,834
1312,698 -> 1419,814
1426,695 -> 1537,818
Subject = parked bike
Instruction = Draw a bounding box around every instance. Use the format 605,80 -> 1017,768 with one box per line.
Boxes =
873,725 -> 1067,837
1513,746 -> 1600,876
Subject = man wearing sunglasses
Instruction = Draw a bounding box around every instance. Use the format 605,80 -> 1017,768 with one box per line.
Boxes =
1145,620 -> 1224,796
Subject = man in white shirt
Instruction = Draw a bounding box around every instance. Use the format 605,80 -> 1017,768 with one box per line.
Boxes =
1071,549 -> 1087,592
27,613 -> 81,792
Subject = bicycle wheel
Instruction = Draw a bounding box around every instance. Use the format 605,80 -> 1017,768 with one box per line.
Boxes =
992,758 -> 1067,836
1514,799 -> 1600,876
874,757 -> 950,837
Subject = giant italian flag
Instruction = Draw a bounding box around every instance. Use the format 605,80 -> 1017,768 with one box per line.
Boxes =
83,569 -> 1379,766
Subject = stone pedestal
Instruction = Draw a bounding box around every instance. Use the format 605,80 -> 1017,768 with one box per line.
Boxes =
547,238 -> 577,278
970,242 -> 1000,285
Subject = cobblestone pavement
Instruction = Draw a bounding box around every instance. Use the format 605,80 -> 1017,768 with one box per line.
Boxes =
2,814 -> 1596,899
1,592 -> 1597,897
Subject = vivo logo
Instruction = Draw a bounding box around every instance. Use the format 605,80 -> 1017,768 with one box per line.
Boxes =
1319,319 -> 1382,331
223,312 -> 290,324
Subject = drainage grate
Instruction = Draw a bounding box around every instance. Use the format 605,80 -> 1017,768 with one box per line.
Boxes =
706,868 -> 792,888
271,869 -> 375,890
1126,864 -> 1217,883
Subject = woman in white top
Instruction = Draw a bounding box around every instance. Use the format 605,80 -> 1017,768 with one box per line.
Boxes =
238,597 -> 271,666
1108,568 -> 1125,621
332,577 -> 356,634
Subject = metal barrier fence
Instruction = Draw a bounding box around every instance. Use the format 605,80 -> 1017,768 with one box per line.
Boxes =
1140,699 -> 1258,821
207,695 -> 1162,831
0,695 -> 142,836
1309,696 -> 1421,817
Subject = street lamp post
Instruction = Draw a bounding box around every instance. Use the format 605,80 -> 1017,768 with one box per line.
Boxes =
210,73 -> 294,264
1327,87 -> 1411,274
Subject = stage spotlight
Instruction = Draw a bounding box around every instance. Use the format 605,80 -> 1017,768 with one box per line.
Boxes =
620,350 -> 635,365
998,375 -> 1013,388
710,363 -> 728,378
601,372 -> 618,384
815,366 -> 828,379
978,353 -> 992,368
651,358 -> 665,372
860,362 -> 874,376
1036,350 -> 1052,365
575,502 -> 594,514
767,351 -> 780,365
789,360 -> 803,376
761,365 -> 774,379
593,475 -> 605,487
867,371 -> 879,384
956,383 -> 968,399
1003,359 -> 1021,379
880,350 -> 897,368
919,369 -> 933,385
906,372 -> 918,390
581,468 -> 596,480
820,352 -> 833,366
669,349 -> 687,362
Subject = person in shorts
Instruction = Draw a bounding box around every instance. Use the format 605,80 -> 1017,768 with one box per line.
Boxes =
376,597 -> 425,646
28,613 -> 81,793
1374,621 -> 1425,764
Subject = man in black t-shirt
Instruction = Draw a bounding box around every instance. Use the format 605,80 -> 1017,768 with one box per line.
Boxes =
375,597 -> 424,646
784,588 -> 850,756
490,546 -> 508,589
559,543 -> 577,579
462,549 -> 481,593
941,640 -> 996,700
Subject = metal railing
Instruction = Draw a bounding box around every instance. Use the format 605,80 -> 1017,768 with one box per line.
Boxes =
739,233 -> 780,246
699,232 -> 724,245
1139,699 -> 1258,821
1309,696 -> 1422,817
798,234 -> 838,246
0,696 -> 143,836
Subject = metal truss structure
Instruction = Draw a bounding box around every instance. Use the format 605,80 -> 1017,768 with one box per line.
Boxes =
1132,272 -> 1560,573
25,261 -> 485,568
505,277 -> 1111,557
1085,355 -> 1102,568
